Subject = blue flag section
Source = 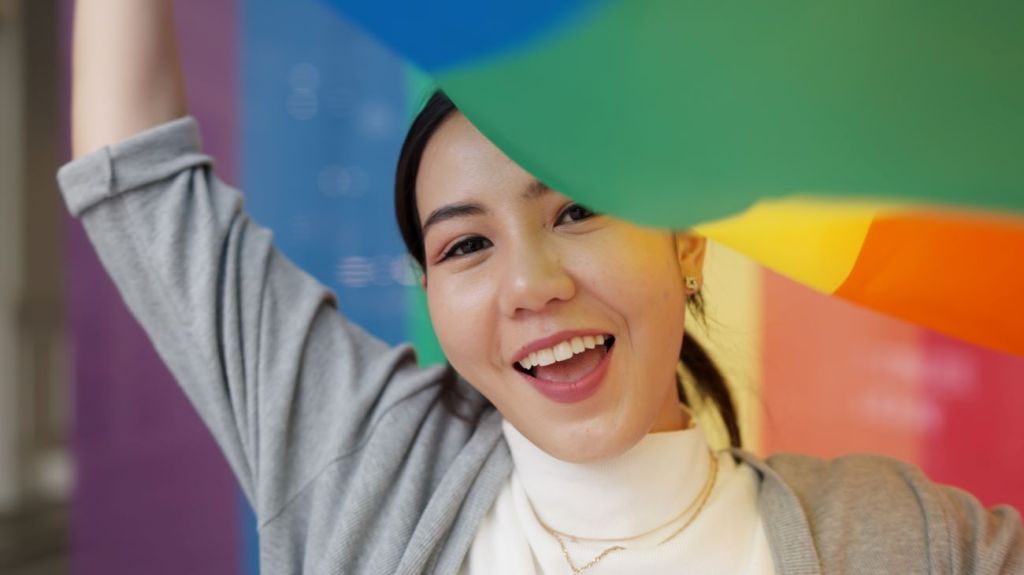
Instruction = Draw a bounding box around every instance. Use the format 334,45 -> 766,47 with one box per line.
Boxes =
320,0 -> 603,71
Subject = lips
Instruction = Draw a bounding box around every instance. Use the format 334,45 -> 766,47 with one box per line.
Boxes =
517,340 -> 615,403
511,331 -> 616,403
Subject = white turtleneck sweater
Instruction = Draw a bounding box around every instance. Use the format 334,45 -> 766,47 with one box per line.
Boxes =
459,416 -> 776,574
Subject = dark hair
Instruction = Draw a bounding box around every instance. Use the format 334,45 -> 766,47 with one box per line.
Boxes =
394,90 -> 742,449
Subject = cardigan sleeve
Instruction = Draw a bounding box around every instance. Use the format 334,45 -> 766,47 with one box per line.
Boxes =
757,451 -> 1024,574
934,483 -> 1023,574
57,117 -> 446,522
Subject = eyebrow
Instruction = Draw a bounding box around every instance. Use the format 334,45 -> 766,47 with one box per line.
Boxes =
422,202 -> 487,234
422,179 -> 552,234
522,179 -> 551,200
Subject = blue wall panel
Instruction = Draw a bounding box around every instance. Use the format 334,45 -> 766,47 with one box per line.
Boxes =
243,0 -> 413,346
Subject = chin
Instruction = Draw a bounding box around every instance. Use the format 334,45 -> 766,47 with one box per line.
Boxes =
536,419 -> 646,464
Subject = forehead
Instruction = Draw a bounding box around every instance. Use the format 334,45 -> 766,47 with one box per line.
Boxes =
416,113 -> 537,219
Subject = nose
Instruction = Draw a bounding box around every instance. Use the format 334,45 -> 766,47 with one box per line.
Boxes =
499,239 -> 576,318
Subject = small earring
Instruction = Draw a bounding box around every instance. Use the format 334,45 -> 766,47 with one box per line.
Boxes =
685,275 -> 699,294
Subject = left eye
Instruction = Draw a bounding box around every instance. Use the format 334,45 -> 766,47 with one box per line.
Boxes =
557,203 -> 597,225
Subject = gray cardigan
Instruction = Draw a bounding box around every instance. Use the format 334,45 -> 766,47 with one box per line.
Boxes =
58,118 -> 1023,574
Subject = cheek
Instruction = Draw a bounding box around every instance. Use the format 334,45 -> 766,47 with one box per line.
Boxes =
580,230 -> 685,318
578,230 -> 687,372
425,274 -> 500,385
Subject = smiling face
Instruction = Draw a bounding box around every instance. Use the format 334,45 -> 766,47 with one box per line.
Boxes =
416,112 -> 705,463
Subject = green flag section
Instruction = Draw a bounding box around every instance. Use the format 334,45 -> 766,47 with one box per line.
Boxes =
437,0 -> 1024,229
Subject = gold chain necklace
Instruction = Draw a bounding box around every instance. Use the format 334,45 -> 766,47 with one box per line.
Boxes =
535,448 -> 719,575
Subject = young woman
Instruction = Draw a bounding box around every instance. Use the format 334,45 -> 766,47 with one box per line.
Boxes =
62,1 -> 1022,573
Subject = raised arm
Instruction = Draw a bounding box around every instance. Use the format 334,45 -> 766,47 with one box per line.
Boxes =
61,0 -> 452,527
72,0 -> 185,158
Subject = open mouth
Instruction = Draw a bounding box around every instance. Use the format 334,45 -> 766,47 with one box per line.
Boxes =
514,334 -> 616,381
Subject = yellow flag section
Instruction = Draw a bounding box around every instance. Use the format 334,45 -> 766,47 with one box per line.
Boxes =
697,199 -> 1024,357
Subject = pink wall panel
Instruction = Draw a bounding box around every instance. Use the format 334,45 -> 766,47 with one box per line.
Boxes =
761,270 -> 923,463
760,268 -> 1022,515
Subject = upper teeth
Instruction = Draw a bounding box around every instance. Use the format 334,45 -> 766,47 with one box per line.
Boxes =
518,335 -> 607,370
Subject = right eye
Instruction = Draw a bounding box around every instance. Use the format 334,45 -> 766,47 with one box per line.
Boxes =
441,236 -> 492,261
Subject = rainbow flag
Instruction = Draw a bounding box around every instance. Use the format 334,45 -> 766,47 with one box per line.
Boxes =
325,0 -> 1024,356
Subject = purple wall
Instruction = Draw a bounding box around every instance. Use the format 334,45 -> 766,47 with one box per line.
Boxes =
62,1 -> 243,573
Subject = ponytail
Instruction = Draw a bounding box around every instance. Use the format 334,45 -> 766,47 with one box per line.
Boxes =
677,292 -> 742,449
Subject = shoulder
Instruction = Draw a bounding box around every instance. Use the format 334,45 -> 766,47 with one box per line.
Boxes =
735,450 -> 1023,574
762,452 -> 939,571
762,451 -> 932,512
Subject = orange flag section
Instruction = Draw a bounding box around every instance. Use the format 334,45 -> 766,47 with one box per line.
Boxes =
836,211 -> 1024,358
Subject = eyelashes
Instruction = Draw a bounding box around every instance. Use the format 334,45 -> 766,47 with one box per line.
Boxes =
441,235 -> 492,261
436,202 -> 600,264
556,203 -> 596,225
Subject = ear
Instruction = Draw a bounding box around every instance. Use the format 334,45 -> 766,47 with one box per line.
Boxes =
674,232 -> 707,287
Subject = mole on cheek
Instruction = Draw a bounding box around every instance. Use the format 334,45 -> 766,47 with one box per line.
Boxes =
660,290 -> 671,305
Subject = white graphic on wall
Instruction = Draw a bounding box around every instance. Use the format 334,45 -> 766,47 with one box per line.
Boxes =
286,62 -> 320,120
317,164 -> 368,198
335,255 -> 418,288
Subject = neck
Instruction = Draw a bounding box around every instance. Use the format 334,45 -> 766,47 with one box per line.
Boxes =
648,378 -> 693,432
502,408 -> 710,540
649,397 -> 691,433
